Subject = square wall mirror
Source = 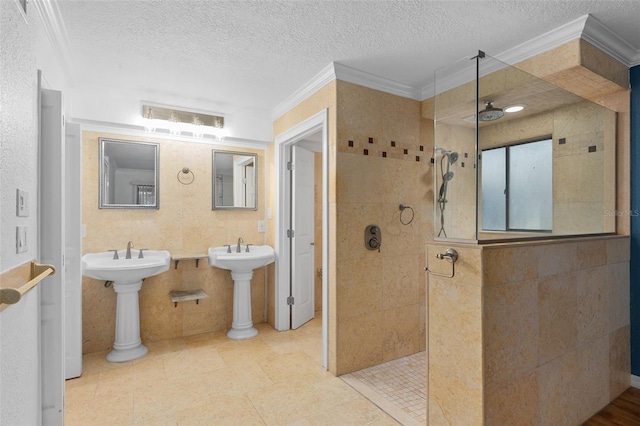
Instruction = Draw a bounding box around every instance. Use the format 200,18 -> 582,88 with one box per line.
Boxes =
99,138 -> 159,209
212,150 -> 257,210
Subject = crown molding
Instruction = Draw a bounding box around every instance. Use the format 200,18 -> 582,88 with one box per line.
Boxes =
272,63 -> 336,121
420,14 -> 639,100
495,14 -> 589,70
333,63 -> 423,101
581,14 -> 640,67
272,61 -> 425,120
32,0 -> 76,87
420,15 -> 589,100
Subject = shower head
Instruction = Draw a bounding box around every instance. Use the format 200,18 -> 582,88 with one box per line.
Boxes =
443,171 -> 454,182
478,101 -> 504,122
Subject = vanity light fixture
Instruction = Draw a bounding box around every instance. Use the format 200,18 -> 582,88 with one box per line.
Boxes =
141,104 -> 227,140
144,108 -> 156,132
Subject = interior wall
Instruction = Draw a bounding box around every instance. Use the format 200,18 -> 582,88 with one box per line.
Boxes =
269,80 -> 337,370
1,1 -> 44,423
333,80 -> 431,375
81,131 -> 267,353
1,3 -> 39,273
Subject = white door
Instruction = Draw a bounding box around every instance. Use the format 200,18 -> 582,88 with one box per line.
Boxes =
65,122 -> 82,379
291,145 -> 315,329
244,163 -> 255,208
40,87 -> 65,424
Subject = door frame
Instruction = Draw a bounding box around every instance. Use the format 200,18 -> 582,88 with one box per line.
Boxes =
39,83 -> 66,425
274,109 -> 329,369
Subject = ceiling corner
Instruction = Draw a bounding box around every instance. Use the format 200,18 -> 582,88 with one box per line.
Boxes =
32,0 -> 76,87
272,62 -> 337,122
581,14 -> 639,68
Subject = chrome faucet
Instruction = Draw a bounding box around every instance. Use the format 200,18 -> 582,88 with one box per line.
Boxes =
236,237 -> 244,253
126,241 -> 134,259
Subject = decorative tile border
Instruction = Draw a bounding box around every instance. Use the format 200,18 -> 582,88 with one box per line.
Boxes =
339,136 -> 431,162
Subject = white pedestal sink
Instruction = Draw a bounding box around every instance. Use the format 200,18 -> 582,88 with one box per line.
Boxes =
81,249 -> 170,362
208,245 -> 275,340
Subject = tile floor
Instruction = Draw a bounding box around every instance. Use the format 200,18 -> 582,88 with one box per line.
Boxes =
341,352 -> 426,426
66,318 -> 423,425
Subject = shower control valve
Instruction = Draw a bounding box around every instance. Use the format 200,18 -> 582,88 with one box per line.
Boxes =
365,225 -> 382,252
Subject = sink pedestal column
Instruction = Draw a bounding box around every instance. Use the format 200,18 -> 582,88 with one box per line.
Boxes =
228,271 -> 258,340
107,280 -> 148,362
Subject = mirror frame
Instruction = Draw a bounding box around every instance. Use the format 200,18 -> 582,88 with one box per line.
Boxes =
212,149 -> 258,210
99,137 -> 160,210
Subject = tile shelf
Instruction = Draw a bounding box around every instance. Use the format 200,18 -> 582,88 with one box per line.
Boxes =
169,289 -> 209,307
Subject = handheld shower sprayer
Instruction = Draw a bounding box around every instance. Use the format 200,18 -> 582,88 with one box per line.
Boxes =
435,147 -> 459,238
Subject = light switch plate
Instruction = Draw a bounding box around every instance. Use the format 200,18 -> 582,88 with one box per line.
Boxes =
258,220 -> 266,233
16,189 -> 29,217
16,226 -> 28,253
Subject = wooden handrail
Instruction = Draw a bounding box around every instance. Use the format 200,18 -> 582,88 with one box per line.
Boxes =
0,261 -> 56,305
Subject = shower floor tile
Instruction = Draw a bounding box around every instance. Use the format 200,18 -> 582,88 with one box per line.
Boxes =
341,352 -> 427,425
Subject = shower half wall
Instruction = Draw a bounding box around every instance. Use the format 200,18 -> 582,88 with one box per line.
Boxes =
426,39 -> 630,424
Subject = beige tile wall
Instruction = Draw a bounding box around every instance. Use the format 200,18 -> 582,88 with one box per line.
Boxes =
427,236 -> 630,425
270,80 -> 432,375
483,236 -> 630,425
81,131 -> 266,354
426,243 -> 484,425
334,81 -> 431,374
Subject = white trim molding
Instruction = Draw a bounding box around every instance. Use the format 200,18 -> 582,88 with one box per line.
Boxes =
581,14 -> 640,68
272,63 -> 336,121
33,0 -> 76,87
496,15 -> 589,70
333,63 -> 423,101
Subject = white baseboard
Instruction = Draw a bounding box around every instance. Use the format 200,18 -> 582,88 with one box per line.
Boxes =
631,374 -> 640,389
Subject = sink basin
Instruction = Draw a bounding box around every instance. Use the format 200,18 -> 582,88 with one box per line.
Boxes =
81,248 -> 170,362
208,245 -> 275,273
208,244 -> 275,340
82,249 -> 171,282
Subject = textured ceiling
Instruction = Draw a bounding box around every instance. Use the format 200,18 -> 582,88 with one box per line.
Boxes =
55,0 -> 640,118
